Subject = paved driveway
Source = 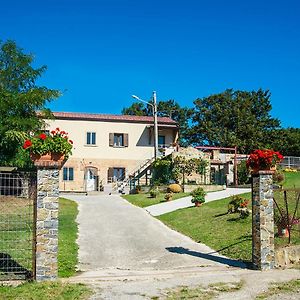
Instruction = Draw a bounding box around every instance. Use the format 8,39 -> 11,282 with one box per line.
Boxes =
65,194 -> 245,272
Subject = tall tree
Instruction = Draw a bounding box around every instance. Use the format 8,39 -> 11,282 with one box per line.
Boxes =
0,40 -> 60,166
122,99 -> 192,146
190,89 -> 280,153
267,128 -> 300,156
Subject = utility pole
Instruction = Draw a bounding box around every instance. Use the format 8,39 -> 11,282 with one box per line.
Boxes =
153,91 -> 159,159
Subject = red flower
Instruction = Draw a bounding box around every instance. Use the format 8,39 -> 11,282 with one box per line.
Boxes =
23,140 -> 32,149
51,130 -> 56,135
247,149 -> 283,171
56,127 -> 60,131
69,140 -> 73,144
39,133 -> 47,140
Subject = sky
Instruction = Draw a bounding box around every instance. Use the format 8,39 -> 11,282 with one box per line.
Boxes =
1,0 -> 299,127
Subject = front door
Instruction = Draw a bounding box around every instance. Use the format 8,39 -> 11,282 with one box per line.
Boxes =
86,168 -> 97,191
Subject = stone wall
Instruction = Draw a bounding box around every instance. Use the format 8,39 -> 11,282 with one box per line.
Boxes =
35,168 -> 59,281
252,171 -> 275,270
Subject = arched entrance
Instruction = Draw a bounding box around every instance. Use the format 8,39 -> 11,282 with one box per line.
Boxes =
85,167 -> 98,192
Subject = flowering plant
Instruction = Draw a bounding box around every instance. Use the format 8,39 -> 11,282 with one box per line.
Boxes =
23,128 -> 73,158
246,149 -> 283,171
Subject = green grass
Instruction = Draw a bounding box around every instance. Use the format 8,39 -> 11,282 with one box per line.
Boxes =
158,190 -> 300,262
0,281 -> 92,300
122,192 -> 189,208
282,171 -> 300,188
158,193 -> 253,262
58,198 -> 79,277
255,278 -> 300,299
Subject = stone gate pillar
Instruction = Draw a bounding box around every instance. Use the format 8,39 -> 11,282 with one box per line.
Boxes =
34,159 -> 61,281
252,170 -> 275,270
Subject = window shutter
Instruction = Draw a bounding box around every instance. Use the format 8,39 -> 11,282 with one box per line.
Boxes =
109,133 -> 114,146
124,133 -> 128,147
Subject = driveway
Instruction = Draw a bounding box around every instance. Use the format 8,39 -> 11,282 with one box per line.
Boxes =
65,194 -> 245,273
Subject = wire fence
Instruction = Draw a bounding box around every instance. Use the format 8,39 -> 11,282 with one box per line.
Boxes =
0,171 -> 36,280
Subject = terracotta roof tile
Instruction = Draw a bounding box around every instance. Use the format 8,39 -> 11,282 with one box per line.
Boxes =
50,111 -> 178,126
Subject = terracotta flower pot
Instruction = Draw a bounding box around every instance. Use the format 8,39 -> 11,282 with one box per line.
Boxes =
30,152 -> 65,168
194,201 -> 202,207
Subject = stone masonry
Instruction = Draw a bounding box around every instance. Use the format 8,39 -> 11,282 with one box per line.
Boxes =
35,168 -> 59,281
252,170 -> 275,270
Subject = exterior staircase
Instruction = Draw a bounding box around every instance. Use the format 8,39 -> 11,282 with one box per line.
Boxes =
111,157 -> 156,194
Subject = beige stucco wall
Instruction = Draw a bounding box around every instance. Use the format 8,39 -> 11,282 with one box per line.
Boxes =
45,118 -> 177,191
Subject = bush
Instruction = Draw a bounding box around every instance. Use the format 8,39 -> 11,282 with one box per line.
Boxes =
134,185 -> 142,194
167,183 -> 182,193
190,187 -> 206,204
228,195 -> 248,213
164,192 -> 173,201
273,171 -> 285,184
237,161 -> 250,185
149,187 -> 160,198
228,195 -> 250,218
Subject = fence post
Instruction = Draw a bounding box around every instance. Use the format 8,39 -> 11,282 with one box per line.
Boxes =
34,161 -> 61,281
252,170 -> 275,270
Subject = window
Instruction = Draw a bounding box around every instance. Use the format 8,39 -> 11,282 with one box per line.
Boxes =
158,135 -> 166,147
63,167 -> 74,181
86,132 -> 96,145
114,134 -> 124,147
108,167 -> 125,182
109,133 -> 128,147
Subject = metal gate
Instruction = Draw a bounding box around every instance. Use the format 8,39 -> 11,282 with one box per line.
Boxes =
0,171 -> 36,280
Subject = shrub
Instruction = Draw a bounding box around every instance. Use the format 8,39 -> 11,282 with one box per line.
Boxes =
273,171 -> 285,184
149,187 -> 160,198
237,161 -> 250,185
164,192 -> 173,201
134,185 -> 142,194
167,183 -> 182,193
228,195 -> 250,218
228,195 -> 248,213
190,187 -> 206,204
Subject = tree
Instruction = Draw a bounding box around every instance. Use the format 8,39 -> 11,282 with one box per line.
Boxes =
122,99 -> 192,146
267,128 -> 300,157
0,40 -> 60,166
190,89 -> 281,153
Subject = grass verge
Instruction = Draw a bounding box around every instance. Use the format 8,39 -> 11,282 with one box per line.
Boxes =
122,192 -> 189,208
58,198 -> 79,277
255,278 -> 300,299
159,280 -> 243,300
0,281 -> 92,300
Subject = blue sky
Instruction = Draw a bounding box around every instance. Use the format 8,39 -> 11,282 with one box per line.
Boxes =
1,0 -> 299,127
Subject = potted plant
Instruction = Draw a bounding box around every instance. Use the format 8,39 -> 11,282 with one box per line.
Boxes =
190,187 -> 206,207
164,192 -> 173,201
246,149 -> 283,173
149,186 -> 160,198
23,128 -> 73,167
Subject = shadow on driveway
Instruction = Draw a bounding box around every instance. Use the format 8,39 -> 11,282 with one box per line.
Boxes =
166,247 -> 250,269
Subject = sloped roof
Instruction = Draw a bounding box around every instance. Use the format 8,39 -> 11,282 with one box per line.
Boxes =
50,111 -> 177,127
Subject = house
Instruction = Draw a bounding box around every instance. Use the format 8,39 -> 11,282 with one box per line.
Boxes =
45,112 -> 178,192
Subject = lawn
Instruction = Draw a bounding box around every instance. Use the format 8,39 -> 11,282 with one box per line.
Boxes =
282,171 -> 300,188
122,192 -> 189,208
58,198 -> 79,277
158,172 -> 300,262
0,281 -> 91,300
